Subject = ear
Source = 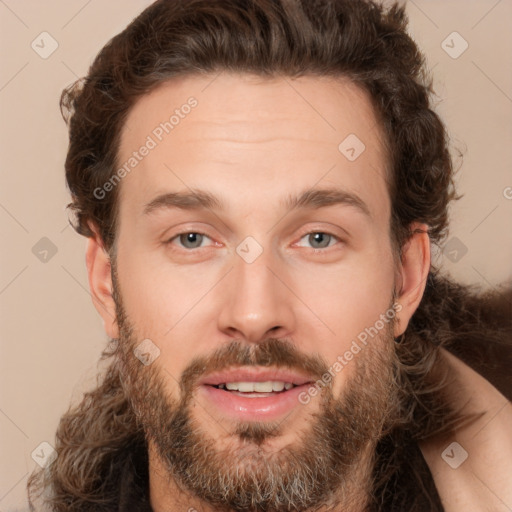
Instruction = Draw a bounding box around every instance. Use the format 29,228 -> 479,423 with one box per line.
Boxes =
85,228 -> 119,339
393,222 -> 430,338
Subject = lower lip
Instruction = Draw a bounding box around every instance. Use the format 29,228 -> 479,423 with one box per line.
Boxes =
199,384 -> 312,422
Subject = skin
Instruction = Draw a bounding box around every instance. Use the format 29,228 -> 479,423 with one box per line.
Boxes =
420,349 -> 512,512
86,73 -> 433,511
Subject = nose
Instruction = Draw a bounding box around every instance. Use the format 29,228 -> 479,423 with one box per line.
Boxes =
217,244 -> 296,344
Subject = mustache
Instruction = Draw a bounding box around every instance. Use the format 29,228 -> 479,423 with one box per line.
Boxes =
179,338 -> 329,398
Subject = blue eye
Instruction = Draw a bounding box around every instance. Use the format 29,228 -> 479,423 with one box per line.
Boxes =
166,230 -> 341,252
297,232 -> 339,250
171,232 -> 212,249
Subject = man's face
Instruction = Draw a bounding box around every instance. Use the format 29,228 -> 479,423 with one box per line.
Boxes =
111,73 -> 403,510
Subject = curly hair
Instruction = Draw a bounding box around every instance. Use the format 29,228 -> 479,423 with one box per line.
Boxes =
61,0 -> 457,257
27,0 -> 512,510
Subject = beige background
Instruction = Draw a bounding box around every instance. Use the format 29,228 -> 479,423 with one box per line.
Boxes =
1,1 -> 511,509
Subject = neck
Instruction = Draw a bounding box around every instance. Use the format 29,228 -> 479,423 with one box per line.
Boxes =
420,348 -> 512,511
148,440 -> 375,512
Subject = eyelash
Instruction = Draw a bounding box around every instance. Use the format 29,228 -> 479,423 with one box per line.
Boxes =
166,230 -> 343,253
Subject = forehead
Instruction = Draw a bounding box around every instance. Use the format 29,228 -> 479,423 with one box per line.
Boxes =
116,72 -> 391,225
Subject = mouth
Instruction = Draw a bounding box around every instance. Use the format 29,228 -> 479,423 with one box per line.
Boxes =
198,368 -> 315,421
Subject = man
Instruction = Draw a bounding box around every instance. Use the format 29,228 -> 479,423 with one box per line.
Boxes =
28,0 -> 511,511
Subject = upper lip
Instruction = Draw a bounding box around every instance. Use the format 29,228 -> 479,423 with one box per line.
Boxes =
200,367 -> 315,387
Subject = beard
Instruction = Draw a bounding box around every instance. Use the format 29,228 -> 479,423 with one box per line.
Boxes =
112,272 -> 401,512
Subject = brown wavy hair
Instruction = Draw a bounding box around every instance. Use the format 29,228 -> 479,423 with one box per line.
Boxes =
28,0 -> 512,510
61,0 -> 457,256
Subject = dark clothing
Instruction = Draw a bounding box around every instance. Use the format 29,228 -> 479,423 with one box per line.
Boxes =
117,441 -> 152,512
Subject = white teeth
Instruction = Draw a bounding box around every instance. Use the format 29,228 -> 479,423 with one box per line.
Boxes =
219,381 -> 294,392
254,381 -> 274,392
271,381 -> 285,392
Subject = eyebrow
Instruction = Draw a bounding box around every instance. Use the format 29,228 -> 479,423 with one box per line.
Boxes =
142,187 -> 372,219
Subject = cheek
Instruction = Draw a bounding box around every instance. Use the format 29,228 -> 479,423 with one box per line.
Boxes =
290,246 -> 396,391
115,251 -> 220,381
293,248 -> 396,338
118,247 -> 214,326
